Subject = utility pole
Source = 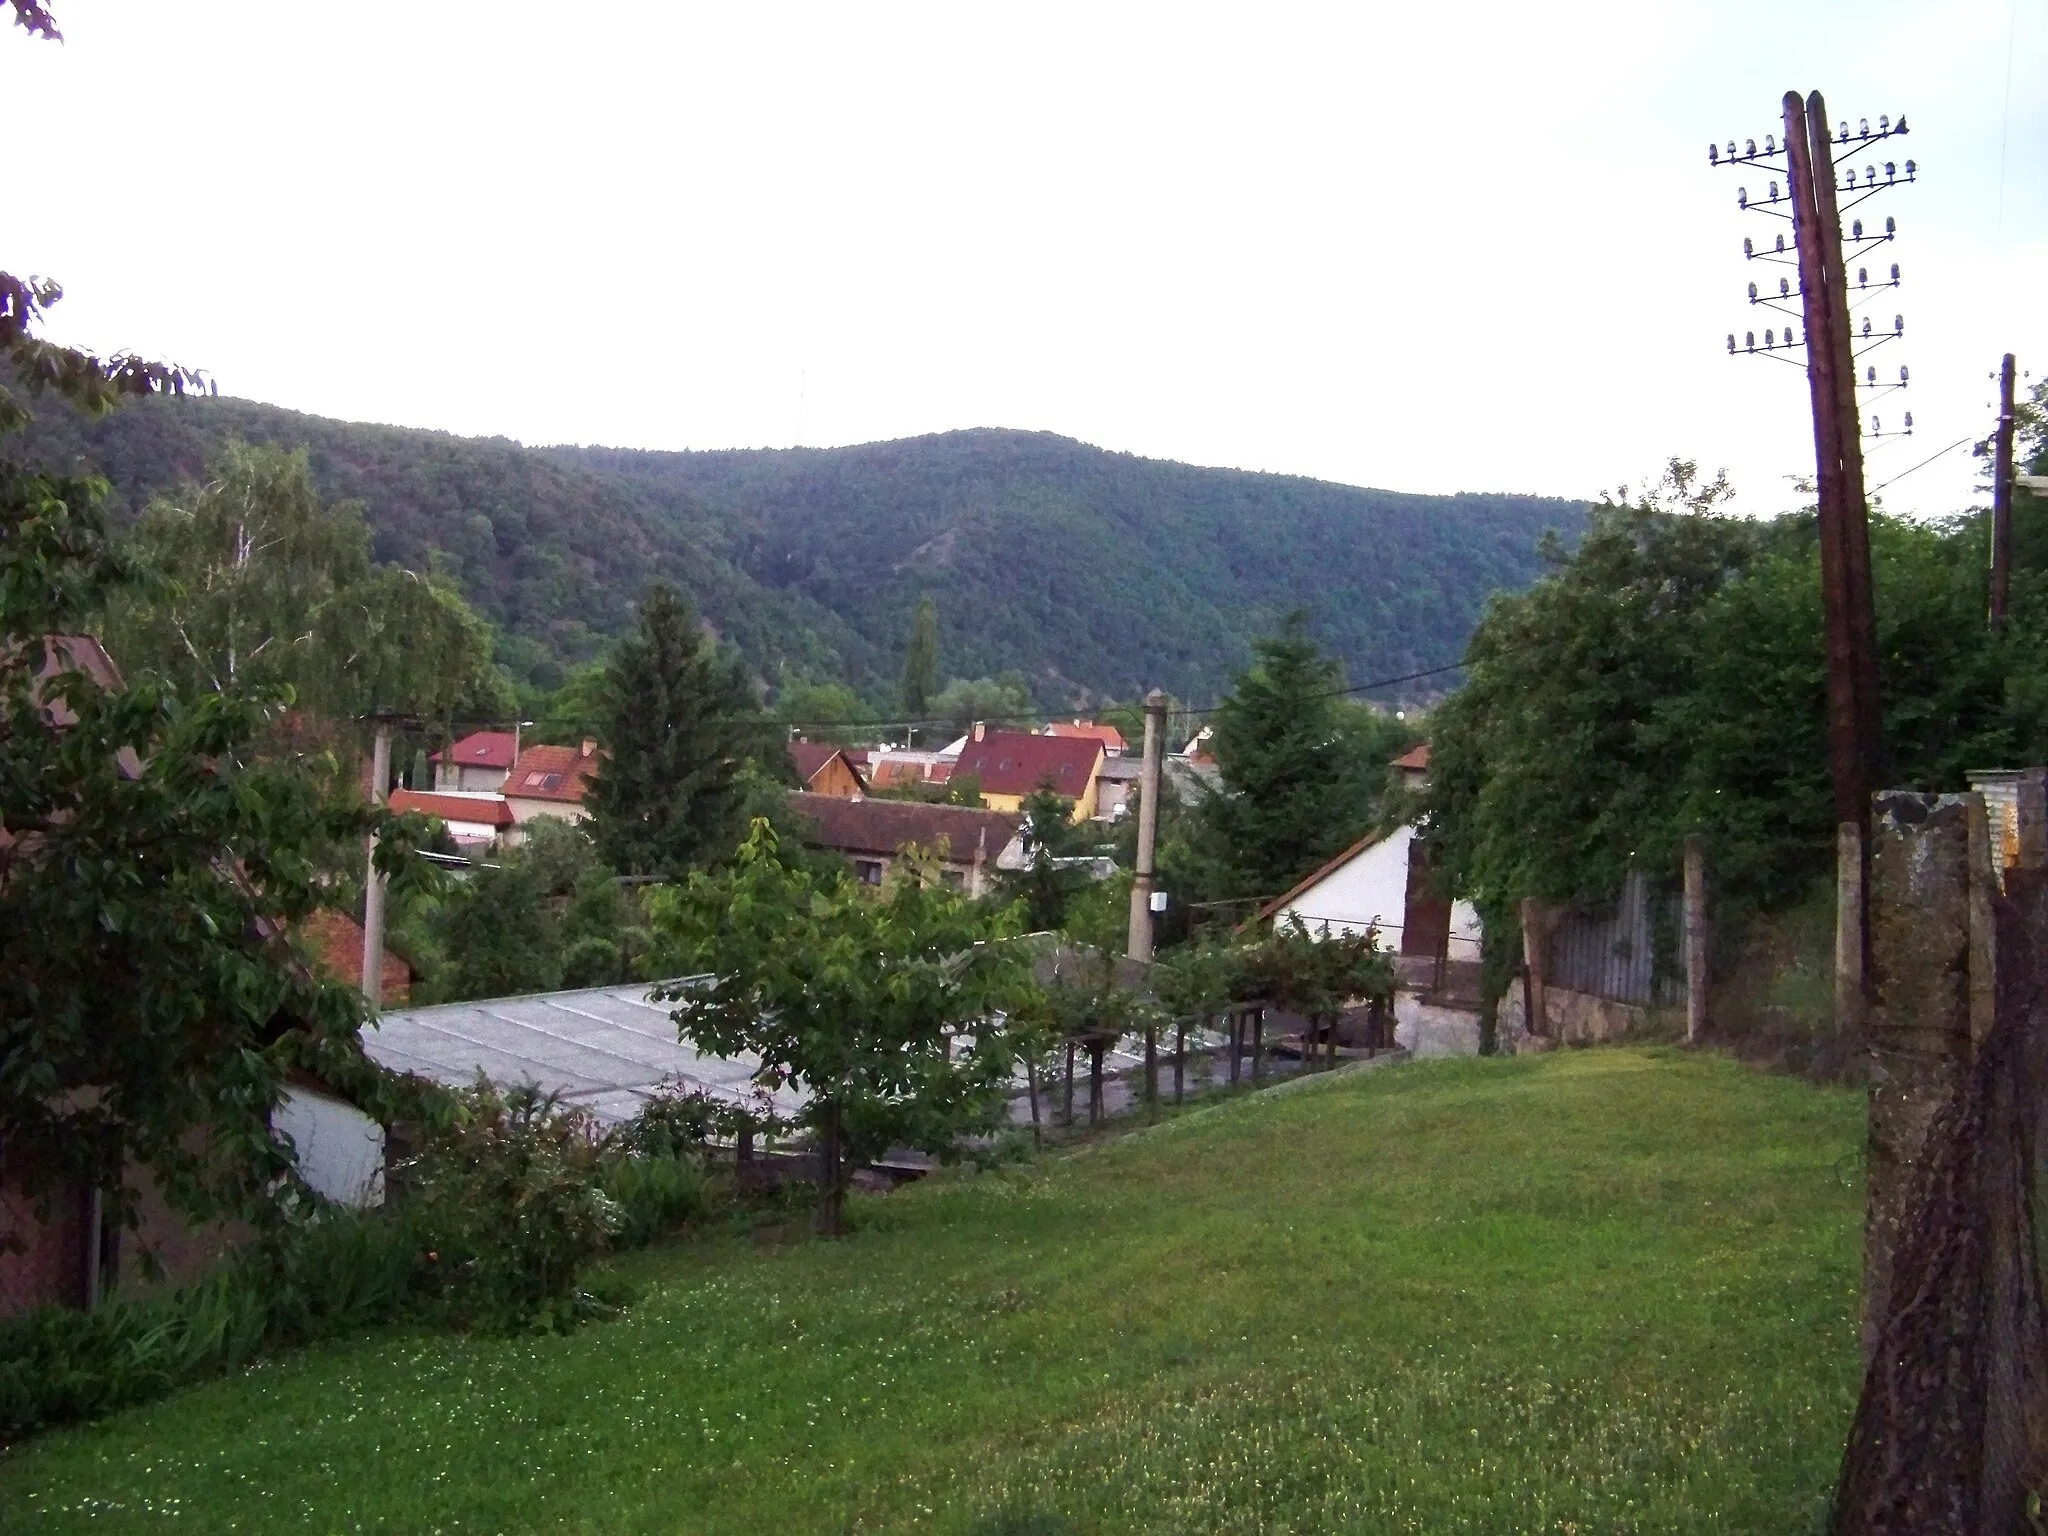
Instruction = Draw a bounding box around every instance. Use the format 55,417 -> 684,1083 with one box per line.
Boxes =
1720,95 -> 1910,1034
361,716 -> 394,1007
1125,689 -> 1167,962
1991,351 -> 2017,629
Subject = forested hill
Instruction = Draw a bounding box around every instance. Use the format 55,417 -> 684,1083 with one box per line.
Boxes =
15,394 -> 1584,702
553,432 -> 1583,701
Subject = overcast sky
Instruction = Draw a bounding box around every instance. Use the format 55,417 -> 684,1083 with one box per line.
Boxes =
11,2 -> 2044,518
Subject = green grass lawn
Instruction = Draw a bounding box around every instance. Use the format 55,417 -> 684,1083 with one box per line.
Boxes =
0,1049 -> 1865,1534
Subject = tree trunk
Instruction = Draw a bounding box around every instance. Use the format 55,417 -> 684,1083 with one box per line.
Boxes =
1063,1040 -> 1075,1125
1174,1019 -> 1188,1105
1026,1056 -> 1042,1147
814,1097 -> 846,1237
1229,1013 -> 1242,1084
1326,1010 -> 1340,1068
1144,1021 -> 1159,1123
1088,1039 -> 1105,1126
1252,1008 -> 1264,1082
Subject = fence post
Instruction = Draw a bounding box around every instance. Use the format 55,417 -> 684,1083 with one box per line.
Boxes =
1861,793 -> 1975,1361
1684,835 -> 1708,1045
1520,898 -> 1550,1039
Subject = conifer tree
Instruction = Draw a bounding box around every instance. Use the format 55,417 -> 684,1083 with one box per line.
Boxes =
1195,613 -> 1398,899
901,594 -> 938,718
586,583 -> 757,878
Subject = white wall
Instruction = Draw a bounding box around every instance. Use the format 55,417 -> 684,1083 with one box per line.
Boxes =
274,1087 -> 385,1207
1273,823 -> 1483,962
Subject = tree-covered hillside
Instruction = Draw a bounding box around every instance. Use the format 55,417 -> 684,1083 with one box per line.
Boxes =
14,393 -> 1582,702
560,430 -> 1584,702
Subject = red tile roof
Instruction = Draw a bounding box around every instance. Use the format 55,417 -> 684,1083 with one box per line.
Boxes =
388,789 -> 516,827
429,730 -> 518,769
504,741 -> 601,803
298,909 -> 411,1005
1391,743 -> 1431,771
953,730 -> 1103,800
788,792 -> 1019,863
1045,720 -> 1128,752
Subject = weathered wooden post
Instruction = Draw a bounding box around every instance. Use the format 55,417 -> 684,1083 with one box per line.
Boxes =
1684,834 -> 1708,1045
1831,784 -> 2048,1531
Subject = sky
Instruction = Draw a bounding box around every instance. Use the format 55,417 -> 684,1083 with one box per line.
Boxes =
9,1 -> 2045,519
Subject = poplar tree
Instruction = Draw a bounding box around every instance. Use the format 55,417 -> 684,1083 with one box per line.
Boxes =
901,594 -> 938,718
586,583 -> 758,878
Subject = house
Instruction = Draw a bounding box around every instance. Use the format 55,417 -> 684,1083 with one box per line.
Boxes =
951,725 -> 1105,821
1,638 -> 390,1313
1260,823 -> 1482,966
1045,720 -> 1127,755
431,729 -> 519,793
787,792 -> 1022,893
386,787 -> 517,855
501,740 -> 601,833
1094,754 -> 1144,820
787,741 -> 868,798
1255,741 -> 1478,962
865,747 -> 956,792
1391,742 -> 1432,793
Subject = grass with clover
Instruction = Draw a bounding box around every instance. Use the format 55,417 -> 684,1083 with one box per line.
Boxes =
0,1047 -> 1865,1534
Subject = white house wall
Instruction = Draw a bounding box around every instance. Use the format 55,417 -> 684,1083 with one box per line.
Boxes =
1274,824 -> 1483,962
274,1087 -> 385,1207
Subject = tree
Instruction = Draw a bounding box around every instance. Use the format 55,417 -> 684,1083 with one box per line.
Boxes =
1150,936 -> 1236,1104
1005,786 -> 1091,932
648,822 -> 1025,1233
776,679 -> 877,745
900,595 -> 938,719
585,583 -> 762,878
929,673 -> 1035,735
104,442 -> 504,725
0,464 -> 411,1242
1191,613 -> 1408,902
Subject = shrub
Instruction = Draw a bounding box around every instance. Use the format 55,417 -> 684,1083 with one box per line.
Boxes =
600,1152 -> 709,1247
401,1079 -> 623,1333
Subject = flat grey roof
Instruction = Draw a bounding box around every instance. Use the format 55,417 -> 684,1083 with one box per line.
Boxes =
363,979 -> 1195,1128
361,979 -> 803,1126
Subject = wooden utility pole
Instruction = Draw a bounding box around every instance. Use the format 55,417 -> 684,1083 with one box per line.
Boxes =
1991,352 -> 2018,629
360,717 -> 394,1006
1125,688 -> 1167,962
1784,89 -> 1883,1034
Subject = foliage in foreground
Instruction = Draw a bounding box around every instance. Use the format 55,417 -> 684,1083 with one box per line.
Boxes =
0,1081 -> 714,1443
650,821 -> 1028,1233
0,1051 -> 1866,1534
1432,461 -> 2048,923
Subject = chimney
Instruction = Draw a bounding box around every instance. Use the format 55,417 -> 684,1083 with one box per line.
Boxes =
581,738 -> 597,758
972,721 -> 986,742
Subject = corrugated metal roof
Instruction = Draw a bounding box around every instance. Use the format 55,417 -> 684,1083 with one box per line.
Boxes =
362,980 -> 799,1125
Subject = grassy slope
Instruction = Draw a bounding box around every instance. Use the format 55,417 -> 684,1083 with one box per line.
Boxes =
0,1051 -> 1864,1534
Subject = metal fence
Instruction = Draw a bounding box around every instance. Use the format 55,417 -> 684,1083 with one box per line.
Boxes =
1545,868 -> 1687,1007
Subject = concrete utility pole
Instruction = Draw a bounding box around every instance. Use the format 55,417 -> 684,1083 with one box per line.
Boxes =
1783,89 -> 1885,1034
1683,834 -> 1708,1046
361,717 -> 394,1007
1125,689 -> 1167,962
1991,352 -> 2018,630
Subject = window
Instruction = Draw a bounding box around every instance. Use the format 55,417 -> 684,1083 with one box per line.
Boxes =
941,869 -> 965,888
855,859 -> 885,886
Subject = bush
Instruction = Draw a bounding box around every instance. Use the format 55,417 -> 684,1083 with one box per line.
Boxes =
0,1080 -> 747,1444
401,1080 -> 623,1333
600,1152 -> 709,1247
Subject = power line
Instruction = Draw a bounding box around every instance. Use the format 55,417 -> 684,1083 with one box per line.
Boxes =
1868,435 -> 1974,496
